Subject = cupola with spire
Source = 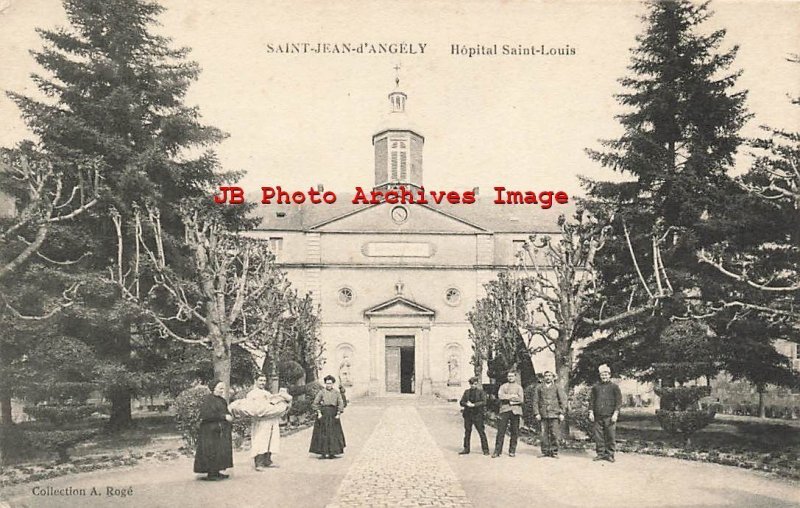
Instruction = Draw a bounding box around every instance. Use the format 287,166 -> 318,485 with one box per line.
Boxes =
373,66 -> 424,190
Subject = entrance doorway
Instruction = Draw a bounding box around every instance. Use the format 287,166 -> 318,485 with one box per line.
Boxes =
385,336 -> 415,394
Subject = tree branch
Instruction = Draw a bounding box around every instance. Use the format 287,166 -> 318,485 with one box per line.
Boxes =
582,302 -> 658,327
698,250 -> 800,292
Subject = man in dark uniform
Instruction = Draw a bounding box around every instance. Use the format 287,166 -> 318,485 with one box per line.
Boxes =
589,364 -> 623,462
458,376 -> 490,455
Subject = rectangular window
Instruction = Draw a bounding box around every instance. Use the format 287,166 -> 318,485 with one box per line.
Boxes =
268,237 -> 283,258
389,138 -> 408,181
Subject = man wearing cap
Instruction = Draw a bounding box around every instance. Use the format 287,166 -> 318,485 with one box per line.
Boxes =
458,376 -> 490,455
492,371 -> 524,458
589,364 -> 622,462
532,371 -> 567,458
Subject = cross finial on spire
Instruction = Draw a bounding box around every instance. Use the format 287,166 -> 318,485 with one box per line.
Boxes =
387,66 -> 407,113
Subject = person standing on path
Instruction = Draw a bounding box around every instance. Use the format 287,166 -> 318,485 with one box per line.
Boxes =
458,376 -> 490,455
310,375 -> 347,459
589,364 -> 622,462
532,371 -> 567,458
193,380 -> 234,481
246,375 -> 292,470
492,371 -> 524,458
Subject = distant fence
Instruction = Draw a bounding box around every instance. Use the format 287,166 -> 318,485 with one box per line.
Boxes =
710,403 -> 800,420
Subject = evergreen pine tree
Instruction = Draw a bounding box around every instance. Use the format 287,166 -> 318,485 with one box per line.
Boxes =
579,0 -> 752,382
6,0 -> 250,429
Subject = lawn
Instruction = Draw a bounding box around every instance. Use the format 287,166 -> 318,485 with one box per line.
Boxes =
2,412 -> 183,467
490,408 -> 800,479
616,410 -> 800,455
0,410 -> 314,487
609,410 -> 799,477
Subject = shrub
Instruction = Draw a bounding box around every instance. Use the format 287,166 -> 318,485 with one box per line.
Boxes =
303,380 -> 324,400
173,385 -> 210,448
567,385 -> 593,436
289,398 -> 312,417
231,418 -> 250,450
287,380 -> 322,399
279,360 -> 306,386
25,429 -> 100,463
23,405 -> 96,427
656,386 -> 711,411
0,424 -> 34,465
655,409 -> 716,442
22,377 -> 102,463
655,386 -> 715,444
284,381 -> 324,424
25,382 -> 95,404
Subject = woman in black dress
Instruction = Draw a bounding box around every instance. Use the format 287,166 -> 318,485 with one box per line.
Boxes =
193,380 -> 234,480
309,375 -> 346,459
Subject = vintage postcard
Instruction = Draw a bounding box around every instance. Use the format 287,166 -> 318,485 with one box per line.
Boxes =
1,0 -> 798,506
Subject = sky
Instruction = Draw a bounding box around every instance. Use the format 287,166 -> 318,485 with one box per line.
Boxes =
0,0 -> 798,199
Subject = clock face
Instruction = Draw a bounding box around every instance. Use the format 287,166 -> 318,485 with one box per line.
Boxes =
391,206 -> 408,224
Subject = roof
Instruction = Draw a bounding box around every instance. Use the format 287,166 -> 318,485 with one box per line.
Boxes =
249,191 -> 575,233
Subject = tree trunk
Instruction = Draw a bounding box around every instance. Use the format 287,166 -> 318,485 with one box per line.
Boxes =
212,336 -> 232,400
757,384 -> 766,418
106,320 -> 134,431
107,388 -> 133,431
262,351 -> 274,380
0,394 -> 13,466
554,340 -> 573,397
516,351 -> 537,388
0,394 -> 12,425
555,338 -> 573,437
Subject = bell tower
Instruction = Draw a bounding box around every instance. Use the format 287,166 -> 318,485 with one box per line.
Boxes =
373,67 -> 424,190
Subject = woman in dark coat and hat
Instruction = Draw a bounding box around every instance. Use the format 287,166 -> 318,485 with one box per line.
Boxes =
309,375 -> 346,458
194,380 -> 234,480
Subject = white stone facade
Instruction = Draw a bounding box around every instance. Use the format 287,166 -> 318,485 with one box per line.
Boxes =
250,81 -> 565,397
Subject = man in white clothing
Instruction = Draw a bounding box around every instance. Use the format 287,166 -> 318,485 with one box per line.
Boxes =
247,375 -> 290,470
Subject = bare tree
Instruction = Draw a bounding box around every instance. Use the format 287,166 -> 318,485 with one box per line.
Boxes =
511,211 -> 669,394
0,152 -> 99,299
0,150 -> 100,433
697,57 -> 800,321
108,204 -> 310,398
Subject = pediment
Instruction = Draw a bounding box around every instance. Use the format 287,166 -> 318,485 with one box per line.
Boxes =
364,296 -> 436,318
310,202 -> 486,233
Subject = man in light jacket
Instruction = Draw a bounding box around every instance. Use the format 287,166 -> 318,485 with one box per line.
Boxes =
492,371 -> 524,458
